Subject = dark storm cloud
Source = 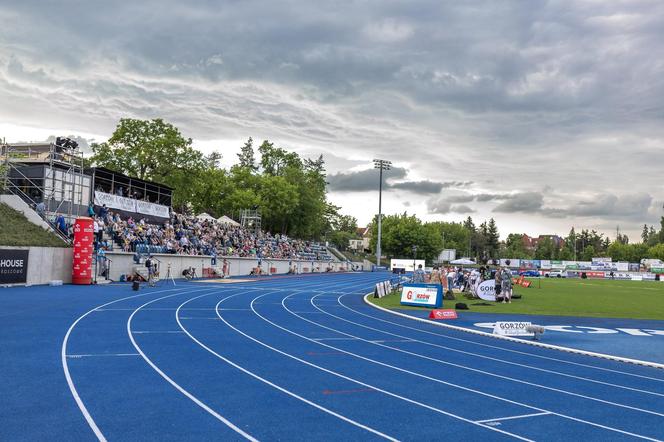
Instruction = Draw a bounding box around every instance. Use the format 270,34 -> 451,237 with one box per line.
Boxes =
493,191 -> 655,222
327,167 -> 468,194
390,180 -> 443,194
493,192 -> 544,213
327,167 -> 407,192
475,193 -> 514,202
426,197 -> 477,215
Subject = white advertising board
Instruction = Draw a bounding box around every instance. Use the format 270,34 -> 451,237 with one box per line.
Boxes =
493,321 -> 534,337
439,249 -> 456,262
475,279 -> 497,302
400,284 -> 441,307
616,262 -> 629,272
94,191 -> 170,218
391,259 -> 426,272
500,259 -> 520,268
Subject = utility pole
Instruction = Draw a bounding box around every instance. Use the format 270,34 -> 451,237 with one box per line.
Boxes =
412,245 -> 418,273
373,159 -> 391,267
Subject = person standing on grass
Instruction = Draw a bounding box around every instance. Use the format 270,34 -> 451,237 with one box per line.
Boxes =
494,266 -> 502,300
430,265 -> 442,288
413,264 -> 425,283
501,267 -> 513,303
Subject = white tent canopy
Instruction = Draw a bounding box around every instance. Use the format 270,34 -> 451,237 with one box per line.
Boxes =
217,215 -> 240,226
196,212 -> 216,222
450,258 -> 476,265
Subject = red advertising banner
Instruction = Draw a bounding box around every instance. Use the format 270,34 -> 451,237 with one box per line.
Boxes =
428,309 -> 458,320
72,217 -> 94,285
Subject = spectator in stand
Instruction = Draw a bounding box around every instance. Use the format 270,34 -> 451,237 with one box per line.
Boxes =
99,204 -> 109,220
87,202 -> 95,217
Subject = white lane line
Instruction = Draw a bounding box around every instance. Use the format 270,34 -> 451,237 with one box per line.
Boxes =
132,331 -> 185,334
175,293 -> 398,441
227,292 -> 534,441
277,293 -> 661,441
62,286 -> 208,442
476,412 -> 552,424
369,340 -> 415,344
346,295 -> 664,382
127,289 -> 259,442
218,308 -> 253,311
179,317 -> 222,320
317,295 -> 664,399
312,337 -> 359,341
67,353 -> 140,358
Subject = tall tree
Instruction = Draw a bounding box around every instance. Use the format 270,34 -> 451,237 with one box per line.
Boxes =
90,118 -> 208,211
237,137 -> 257,171
486,218 -> 500,257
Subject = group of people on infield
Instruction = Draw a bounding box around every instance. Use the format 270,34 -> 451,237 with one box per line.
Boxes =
413,264 -> 513,303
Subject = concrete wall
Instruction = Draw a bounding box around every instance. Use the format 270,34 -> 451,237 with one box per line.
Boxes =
105,251 -> 356,281
0,246 -> 73,286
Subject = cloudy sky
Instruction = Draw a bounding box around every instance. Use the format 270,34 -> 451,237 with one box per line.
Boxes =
2,0 -> 663,240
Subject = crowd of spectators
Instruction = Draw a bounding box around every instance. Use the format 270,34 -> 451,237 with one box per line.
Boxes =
89,204 -> 332,261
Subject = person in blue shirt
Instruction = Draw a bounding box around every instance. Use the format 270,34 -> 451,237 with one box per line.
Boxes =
413,264 -> 425,283
56,214 -> 67,233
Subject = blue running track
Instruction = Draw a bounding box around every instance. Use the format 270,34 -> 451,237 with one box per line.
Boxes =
1,272 -> 663,441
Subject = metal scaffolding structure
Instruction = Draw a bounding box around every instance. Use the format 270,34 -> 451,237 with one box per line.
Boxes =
1,140 -> 89,237
239,208 -> 262,234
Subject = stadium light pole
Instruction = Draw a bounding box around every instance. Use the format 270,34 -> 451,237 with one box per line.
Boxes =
374,159 -> 391,267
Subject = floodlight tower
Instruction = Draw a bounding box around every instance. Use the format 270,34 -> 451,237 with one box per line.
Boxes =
374,159 -> 391,267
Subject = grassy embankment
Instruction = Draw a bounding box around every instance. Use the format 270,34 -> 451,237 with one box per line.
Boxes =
0,203 -> 68,247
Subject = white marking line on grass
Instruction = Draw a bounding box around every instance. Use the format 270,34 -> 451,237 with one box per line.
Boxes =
318,295 -> 664,399
359,294 -> 664,375
476,412 -> 552,424
62,286 -> 211,442
232,292 -> 534,441
127,289 -> 259,442
277,293 -> 661,441
175,292 -> 398,442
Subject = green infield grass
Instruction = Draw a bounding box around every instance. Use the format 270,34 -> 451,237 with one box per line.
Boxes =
368,277 -> 664,320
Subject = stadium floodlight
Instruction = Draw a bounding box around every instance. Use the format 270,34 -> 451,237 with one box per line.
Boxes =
373,159 -> 391,267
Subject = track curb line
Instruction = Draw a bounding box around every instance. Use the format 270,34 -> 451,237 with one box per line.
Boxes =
363,293 -> 664,370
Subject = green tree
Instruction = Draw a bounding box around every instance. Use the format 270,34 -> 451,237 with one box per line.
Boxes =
259,175 -> 299,233
535,237 -> 556,260
90,118 -> 208,211
370,213 -> 442,263
258,140 -> 301,176
647,243 -> 664,260
237,137 -> 258,171
504,233 -> 532,259
486,218 -> 500,257
429,221 -> 471,257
